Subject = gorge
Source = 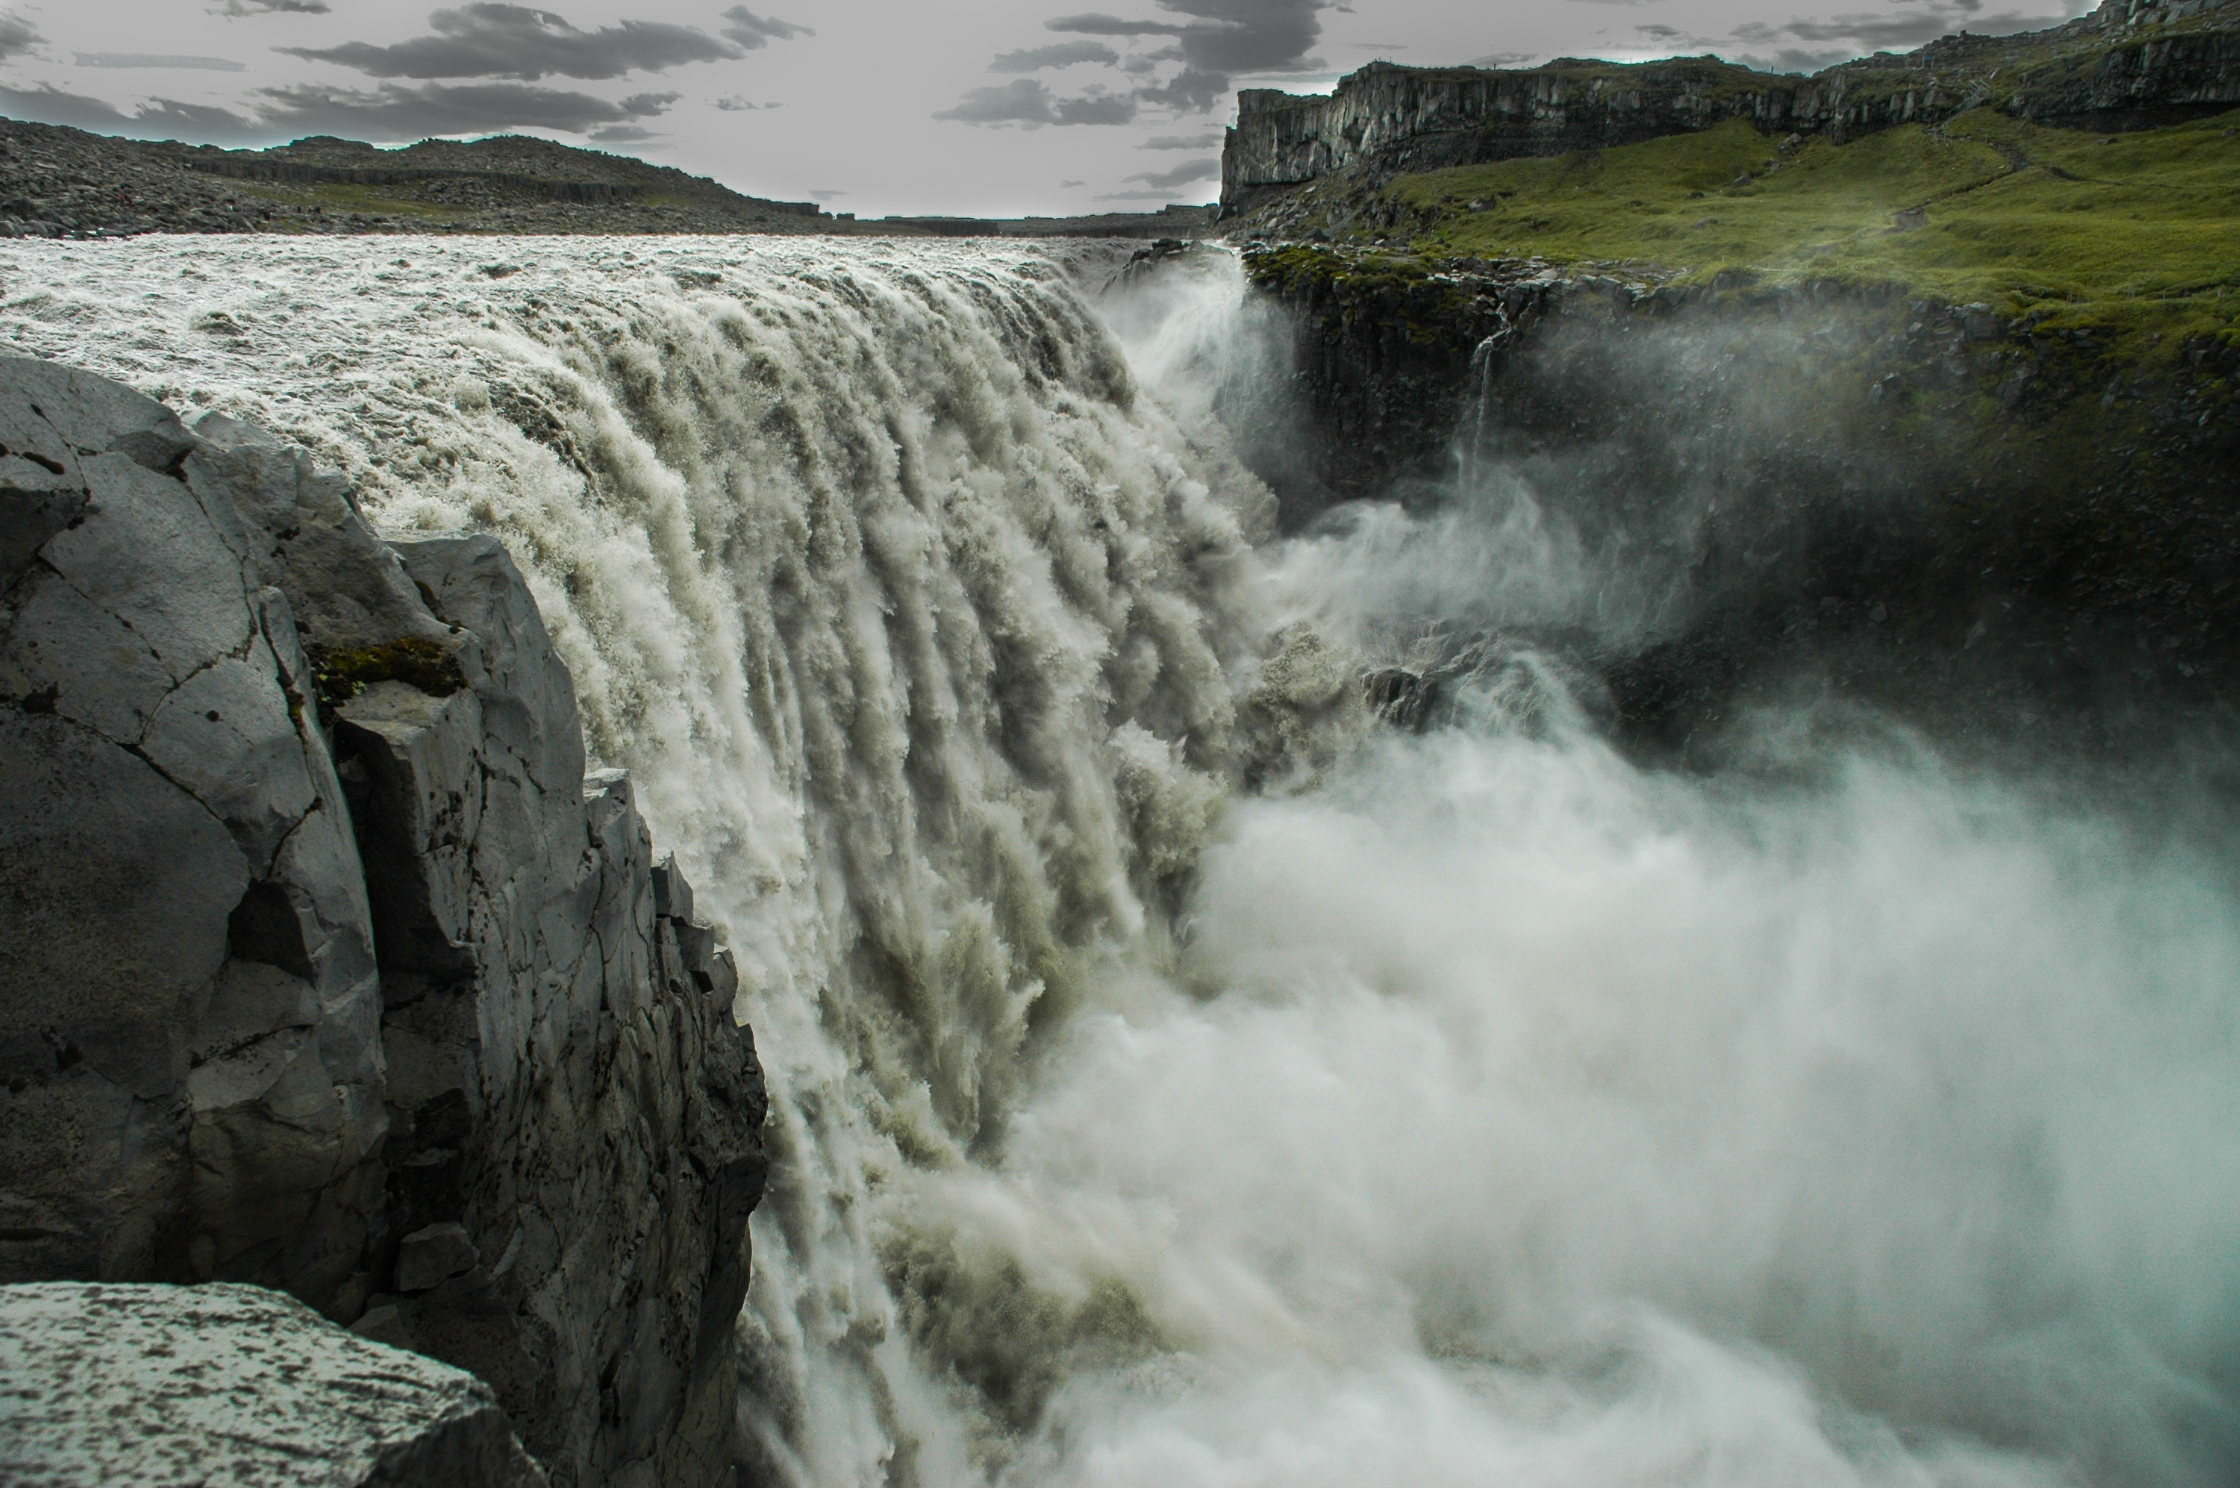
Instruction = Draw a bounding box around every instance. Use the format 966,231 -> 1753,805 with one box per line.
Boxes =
0,215 -> 2235,1488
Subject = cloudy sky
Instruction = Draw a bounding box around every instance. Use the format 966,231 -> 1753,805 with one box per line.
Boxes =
0,0 -> 2086,216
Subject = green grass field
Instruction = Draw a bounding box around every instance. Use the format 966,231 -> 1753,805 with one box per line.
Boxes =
1365,107 -> 2240,359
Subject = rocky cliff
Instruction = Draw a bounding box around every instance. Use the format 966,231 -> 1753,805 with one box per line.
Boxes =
1221,0 -> 2240,208
1235,245 -> 2239,754
0,358 -> 766,1487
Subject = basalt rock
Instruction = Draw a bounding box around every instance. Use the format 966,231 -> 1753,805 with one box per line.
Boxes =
0,357 -> 765,1488
1234,250 -> 2240,758
0,1281 -> 547,1486
1221,0 -> 2240,209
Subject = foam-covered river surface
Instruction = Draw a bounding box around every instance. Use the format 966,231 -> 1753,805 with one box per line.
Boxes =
5,235 -> 2236,1488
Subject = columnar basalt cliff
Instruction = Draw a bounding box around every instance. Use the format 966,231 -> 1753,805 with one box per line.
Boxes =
1221,0 -> 2240,209
0,358 -> 765,1488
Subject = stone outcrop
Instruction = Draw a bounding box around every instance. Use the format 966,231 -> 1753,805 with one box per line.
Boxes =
0,1281 -> 545,1486
1221,0 -> 2240,208
0,357 -> 766,1487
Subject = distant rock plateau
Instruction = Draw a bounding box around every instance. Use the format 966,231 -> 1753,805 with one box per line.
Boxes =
1221,0 -> 2240,209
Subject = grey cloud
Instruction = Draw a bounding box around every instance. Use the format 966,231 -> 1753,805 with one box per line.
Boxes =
1734,5 -> 2058,54
588,123 -> 659,141
1057,90 -> 1137,122
134,98 -> 269,139
1135,66 -> 1226,110
1637,24 -> 1686,40
1048,12 -> 1196,36
218,0 -> 330,12
1126,157 -> 1219,189
1052,0 -> 1325,115
934,77 -> 1137,125
255,79 -> 675,137
714,95 -> 779,110
1142,131 -> 1220,148
1732,46 -> 1862,72
278,4 -> 739,81
719,7 -> 811,47
0,72 -> 667,146
1093,185 -> 1209,200
0,11 -> 39,61
992,41 -> 1120,71
1060,177 -> 1085,186
0,83 -> 270,143
76,53 -> 248,71
937,78 -> 1060,122
1158,0 -> 1323,72
1469,51 -> 1539,66
0,83 -> 135,132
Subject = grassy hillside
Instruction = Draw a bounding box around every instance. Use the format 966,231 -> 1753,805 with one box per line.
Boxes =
1250,107 -> 2240,361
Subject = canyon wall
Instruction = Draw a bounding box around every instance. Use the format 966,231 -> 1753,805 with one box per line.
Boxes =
0,358 -> 765,1488
1222,0 -> 2240,207
1236,247 -> 2239,753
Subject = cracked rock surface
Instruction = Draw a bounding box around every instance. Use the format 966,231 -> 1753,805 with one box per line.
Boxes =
0,1281 -> 546,1486
0,357 -> 766,1488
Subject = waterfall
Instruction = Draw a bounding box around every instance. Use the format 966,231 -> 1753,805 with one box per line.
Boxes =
6,235 -> 2237,1488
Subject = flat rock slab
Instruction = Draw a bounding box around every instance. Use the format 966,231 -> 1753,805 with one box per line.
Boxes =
0,1281 -> 545,1487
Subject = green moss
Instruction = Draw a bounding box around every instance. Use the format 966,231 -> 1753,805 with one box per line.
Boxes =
310,637 -> 466,718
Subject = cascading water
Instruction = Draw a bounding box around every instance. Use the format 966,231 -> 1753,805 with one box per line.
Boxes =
4,235 -> 2235,1488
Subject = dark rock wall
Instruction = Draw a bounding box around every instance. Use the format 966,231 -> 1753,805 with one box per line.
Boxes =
1221,0 -> 2240,206
1239,254 -> 2240,755
0,361 -> 765,1488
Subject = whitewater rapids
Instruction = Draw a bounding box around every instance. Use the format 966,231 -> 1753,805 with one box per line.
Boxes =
3,234 -> 2234,1488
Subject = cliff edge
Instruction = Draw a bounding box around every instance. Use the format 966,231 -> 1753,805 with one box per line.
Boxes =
0,357 -> 765,1488
1223,0 -> 2240,210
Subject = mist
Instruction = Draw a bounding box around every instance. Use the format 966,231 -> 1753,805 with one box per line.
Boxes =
907,710 -> 2240,1484
884,248 -> 2240,1487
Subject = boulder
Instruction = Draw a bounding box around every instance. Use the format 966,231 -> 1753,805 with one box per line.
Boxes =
0,1281 -> 545,1486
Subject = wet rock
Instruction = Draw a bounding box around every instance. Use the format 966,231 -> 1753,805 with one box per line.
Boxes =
0,1281 -> 544,1486
397,1222 -> 481,1293
653,853 -> 696,923
0,356 -> 767,1487
1364,666 -> 1440,731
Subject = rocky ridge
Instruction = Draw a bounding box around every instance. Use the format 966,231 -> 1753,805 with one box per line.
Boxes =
0,356 -> 766,1487
0,123 -> 838,239
1221,0 -> 2240,209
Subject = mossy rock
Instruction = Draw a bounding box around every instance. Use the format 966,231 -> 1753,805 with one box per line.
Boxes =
310,637 -> 466,721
